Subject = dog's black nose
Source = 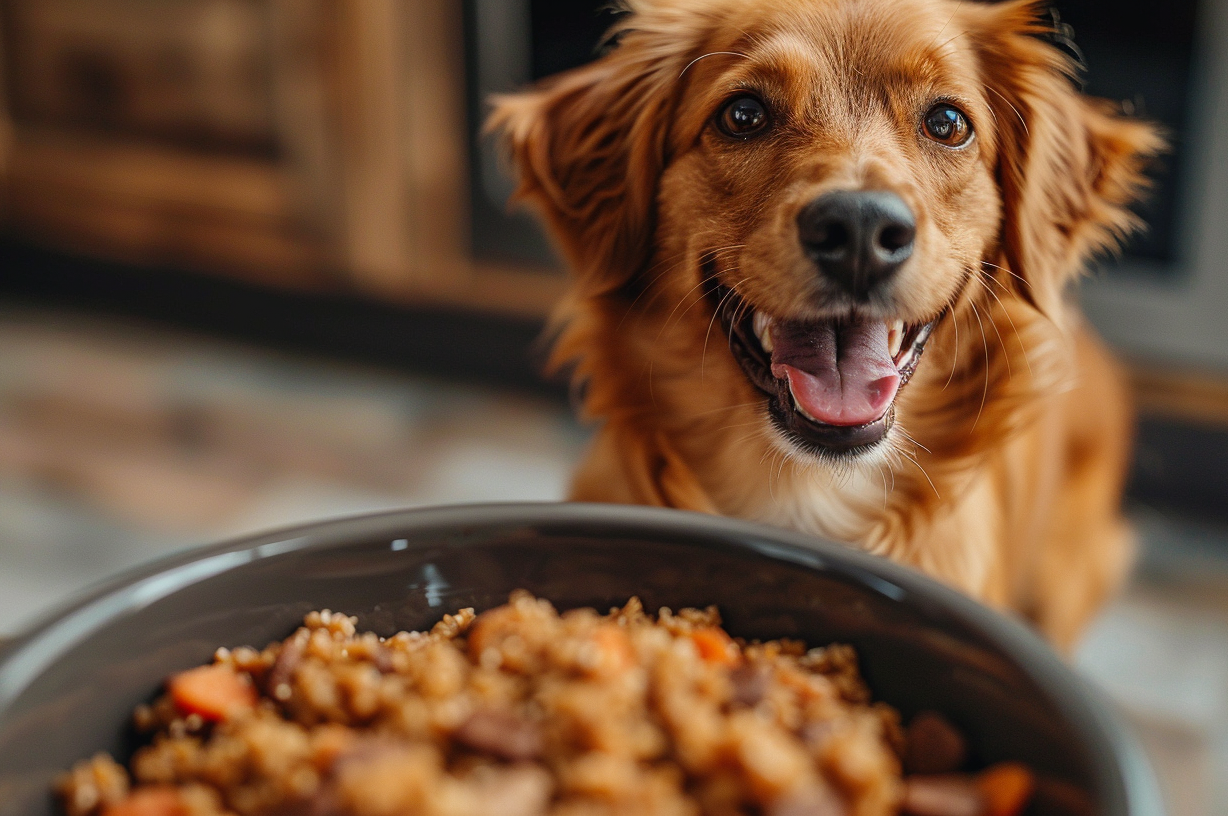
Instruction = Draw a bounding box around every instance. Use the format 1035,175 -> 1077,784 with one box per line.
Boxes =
797,190 -> 916,299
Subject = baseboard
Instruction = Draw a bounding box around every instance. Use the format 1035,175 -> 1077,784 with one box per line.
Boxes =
0,238 -> 565,400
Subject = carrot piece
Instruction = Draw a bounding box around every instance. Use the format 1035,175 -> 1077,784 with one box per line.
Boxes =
167,664 -> 258,722
690,627 -> 739,666
977,762 -> 1035,816
102,788 -> 186,816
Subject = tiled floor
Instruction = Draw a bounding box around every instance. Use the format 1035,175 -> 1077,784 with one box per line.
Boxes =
0,306 -> 590,630
1,305 -> 1226,815
1076,520 -> 1228,816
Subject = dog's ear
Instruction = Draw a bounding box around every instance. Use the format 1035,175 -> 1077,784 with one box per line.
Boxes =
487,14 -> 695,297
967,0 -> 1164,318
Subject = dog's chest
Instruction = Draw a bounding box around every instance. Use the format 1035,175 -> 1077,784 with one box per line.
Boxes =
724,466 -> 891,549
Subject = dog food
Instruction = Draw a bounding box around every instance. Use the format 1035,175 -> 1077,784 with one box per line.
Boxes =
57,593 -> 1034,816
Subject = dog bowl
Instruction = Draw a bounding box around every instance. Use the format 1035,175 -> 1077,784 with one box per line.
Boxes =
0,503 -> 1160,816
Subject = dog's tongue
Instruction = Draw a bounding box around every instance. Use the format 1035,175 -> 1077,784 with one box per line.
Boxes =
770,317 -> 900,426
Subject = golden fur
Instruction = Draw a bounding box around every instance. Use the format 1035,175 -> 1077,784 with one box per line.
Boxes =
490,0 -> 1163,649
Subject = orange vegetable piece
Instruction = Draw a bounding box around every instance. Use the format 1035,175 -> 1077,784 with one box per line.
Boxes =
589,625 -> 636,675
102,788 -> 186,816
467,605 -> 516,660
167,664 -> 258,722
690,627 -> 739,666
977,762 -> 1035,816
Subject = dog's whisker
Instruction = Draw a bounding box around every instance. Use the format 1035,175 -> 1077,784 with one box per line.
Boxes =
679,51 -> 750,80
623,241 -> 743,326
896,426 -> 932,456
679,268 -> 746,336
773,446 -> 792,502
899,448 -> 941,500
970,276 -> 1013,380
689,400 -> 769,419
656,274 -> 719,342
668,259 -> 746,331
836,463 -> 855,492
933,30 -> 969,57
873,460 -> 893,510
968,300 -> 992,431
985,84 -> 1030,137
693,244 -> 748,273
982,102 -> 1000,128
765,448 -> 780,504
707,269 -> 751,319
978,263 -> 1015,294
944,301 -> 962,390
628,257 -> 697,325
701,279 -> 747,381
926,0 -> 965,52
729,426 -> 771,448
716,420 -> 772,435
618,251 -> 696,325
717,278 -> 761,378
726,292 -> 756,346
757,440 -> 779,470
980,260 -> 1031,291
979,261 -> 1053,331
973,271 -> 1034,377
979,261 -> 1062,339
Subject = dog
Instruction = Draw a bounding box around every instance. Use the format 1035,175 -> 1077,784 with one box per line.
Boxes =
490,0 -> 1162,649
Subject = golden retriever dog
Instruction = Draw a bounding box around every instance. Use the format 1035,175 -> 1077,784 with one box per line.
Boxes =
490,0 -> 1162,648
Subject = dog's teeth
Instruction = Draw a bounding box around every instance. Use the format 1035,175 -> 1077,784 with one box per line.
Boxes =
753,312 -> 774,352
793,396 -> 819,423
887,320 -> 905,359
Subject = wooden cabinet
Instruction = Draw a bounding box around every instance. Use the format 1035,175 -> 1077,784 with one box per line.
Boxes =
0,0 -> 563,316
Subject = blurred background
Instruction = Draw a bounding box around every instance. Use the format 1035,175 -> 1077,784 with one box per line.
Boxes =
0,0 -> 1225,813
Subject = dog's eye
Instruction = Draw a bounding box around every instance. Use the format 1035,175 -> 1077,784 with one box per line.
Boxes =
923,103 -> 973,147
717,95 -> 769,138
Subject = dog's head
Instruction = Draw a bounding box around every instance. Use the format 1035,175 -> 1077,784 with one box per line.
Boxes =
491,0 -> 1161,465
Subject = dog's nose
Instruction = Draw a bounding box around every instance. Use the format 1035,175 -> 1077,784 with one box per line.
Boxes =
797,190 -> 916,299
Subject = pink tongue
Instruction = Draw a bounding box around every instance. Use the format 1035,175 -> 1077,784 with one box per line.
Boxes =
769,318 -> 900,426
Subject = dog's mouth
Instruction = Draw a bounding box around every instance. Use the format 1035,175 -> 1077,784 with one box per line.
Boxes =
710,281 -> 941,456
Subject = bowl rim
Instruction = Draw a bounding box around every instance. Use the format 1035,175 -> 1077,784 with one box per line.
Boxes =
0,501 -> 1163,815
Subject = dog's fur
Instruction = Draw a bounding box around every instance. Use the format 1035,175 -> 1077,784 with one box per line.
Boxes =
490,0 -> 1163,648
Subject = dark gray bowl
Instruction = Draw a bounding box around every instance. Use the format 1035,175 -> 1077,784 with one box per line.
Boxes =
0,503 -> 1160,816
